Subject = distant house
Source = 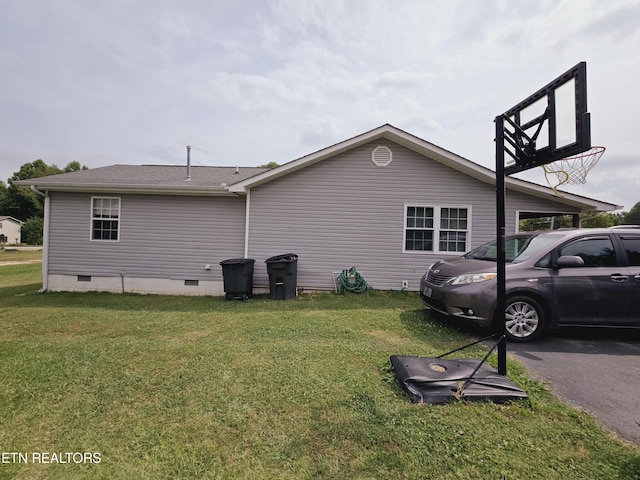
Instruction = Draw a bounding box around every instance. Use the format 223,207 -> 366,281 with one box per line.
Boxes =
0,216 -> 23,244
16,124 -> 620,295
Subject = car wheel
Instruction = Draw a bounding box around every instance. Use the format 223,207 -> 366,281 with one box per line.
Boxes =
504,296 -> 546,342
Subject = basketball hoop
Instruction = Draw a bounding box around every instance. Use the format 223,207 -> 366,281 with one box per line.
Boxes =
542,146 -> 605,196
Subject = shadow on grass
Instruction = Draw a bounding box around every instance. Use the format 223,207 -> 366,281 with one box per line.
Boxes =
619,456 -> 640,480
0,283 -> 43,297
398,307 -> 480,347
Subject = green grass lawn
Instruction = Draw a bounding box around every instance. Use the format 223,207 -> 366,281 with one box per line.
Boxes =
1,264 -> 639,479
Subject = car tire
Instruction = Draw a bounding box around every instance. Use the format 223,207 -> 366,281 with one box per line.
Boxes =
503,296 -> 546,343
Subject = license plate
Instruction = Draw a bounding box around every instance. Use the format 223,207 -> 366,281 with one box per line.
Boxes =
423,287 -> 432,298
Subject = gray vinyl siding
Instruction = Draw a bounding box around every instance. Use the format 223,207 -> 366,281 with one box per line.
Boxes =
48,192 -> 246,281
247,139 -> 580,291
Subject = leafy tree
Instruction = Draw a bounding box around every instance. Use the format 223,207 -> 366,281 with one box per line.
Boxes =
0,180 -> 7,214
10,159 -> 61,181
519,217 -> 552,231
3,159 -> 88,222
624,201 -> 640,225
63,161 -> 88,173
9,160 -> 61,218
21,216 -> 44,245
519,215 -> 572,231
581,212 -> 625,228
259,162 -> 279,169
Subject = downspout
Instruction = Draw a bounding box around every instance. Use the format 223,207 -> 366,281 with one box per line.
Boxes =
243,189 -> 251,258
30,185 -> 49,292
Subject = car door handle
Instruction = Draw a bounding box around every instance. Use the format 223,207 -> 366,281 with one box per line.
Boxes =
610,274 -> 629,283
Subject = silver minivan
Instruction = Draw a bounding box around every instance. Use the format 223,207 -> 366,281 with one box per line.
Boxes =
420,227 -> 640,342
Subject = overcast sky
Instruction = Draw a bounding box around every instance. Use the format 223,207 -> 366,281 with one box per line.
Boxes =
1,0 -> 639,211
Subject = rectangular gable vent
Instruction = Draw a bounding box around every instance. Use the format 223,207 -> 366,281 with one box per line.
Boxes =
372,146 -> 392,166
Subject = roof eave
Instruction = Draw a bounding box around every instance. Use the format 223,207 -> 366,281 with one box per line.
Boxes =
504,177 -> 622,212
0,216 -> 24,224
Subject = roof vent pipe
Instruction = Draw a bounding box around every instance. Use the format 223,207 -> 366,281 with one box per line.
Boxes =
186,146 -> 192,181
235,166 -> 239,174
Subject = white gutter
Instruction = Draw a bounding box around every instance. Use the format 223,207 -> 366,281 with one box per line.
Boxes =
19,183 -> 231,197
30,186 -> 49,291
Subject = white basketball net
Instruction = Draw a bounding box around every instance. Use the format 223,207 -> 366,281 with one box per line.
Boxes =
542,146 -> 605,196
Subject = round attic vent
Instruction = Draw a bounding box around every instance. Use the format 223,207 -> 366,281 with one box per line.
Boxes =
371,145 -> 392,166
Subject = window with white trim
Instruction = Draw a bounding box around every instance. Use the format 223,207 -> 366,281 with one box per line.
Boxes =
404,205 -> 469,253
91,197 -> 120,241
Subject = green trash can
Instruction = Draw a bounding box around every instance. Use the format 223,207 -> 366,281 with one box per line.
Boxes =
220,258 -> 255,300
265,254 -> 298,300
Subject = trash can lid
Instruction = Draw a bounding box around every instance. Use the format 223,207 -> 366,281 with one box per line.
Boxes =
220,258 -> 256,265
265,253 -> 298,263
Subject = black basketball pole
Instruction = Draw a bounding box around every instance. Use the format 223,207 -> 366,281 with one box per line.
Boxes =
495,114 -> 507,376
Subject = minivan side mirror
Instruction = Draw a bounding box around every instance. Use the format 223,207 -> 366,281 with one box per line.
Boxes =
556,255 -> 585,268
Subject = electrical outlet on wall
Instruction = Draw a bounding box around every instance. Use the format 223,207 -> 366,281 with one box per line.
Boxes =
401,280 -> 409,289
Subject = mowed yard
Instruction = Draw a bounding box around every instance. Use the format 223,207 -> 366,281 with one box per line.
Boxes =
1,254 -> 639,479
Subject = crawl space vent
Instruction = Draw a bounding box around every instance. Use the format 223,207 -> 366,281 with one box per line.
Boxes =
371,146 -> 392,166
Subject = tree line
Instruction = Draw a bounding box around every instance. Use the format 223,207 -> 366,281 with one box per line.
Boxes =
0,160 -> 87,244
519,208 -> 640,232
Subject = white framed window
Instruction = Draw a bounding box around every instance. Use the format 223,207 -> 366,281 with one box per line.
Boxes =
91,197 -> 120,241
404,204 -> 470,253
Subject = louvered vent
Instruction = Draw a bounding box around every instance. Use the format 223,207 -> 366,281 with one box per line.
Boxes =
371,146 -> 392,166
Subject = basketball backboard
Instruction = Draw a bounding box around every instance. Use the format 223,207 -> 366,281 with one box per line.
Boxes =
500,62 -> 591,175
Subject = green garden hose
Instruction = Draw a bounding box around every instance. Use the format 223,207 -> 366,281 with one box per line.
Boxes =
337,267 -> 369,293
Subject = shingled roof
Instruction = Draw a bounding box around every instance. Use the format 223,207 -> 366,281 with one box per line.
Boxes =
15,164 -> 269,196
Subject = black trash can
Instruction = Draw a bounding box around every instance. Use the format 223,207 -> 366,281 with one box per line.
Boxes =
220,258 -> 255,300
265,253 -> 298,300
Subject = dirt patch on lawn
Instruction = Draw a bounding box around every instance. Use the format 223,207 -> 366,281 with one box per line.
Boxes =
0,260 -> 42,266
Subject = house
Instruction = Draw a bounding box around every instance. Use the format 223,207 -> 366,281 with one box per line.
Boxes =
0,216 -> 23,244
16,124 -> 620,296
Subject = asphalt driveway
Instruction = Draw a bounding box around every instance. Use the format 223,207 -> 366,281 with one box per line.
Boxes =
508,328 -> 640,446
